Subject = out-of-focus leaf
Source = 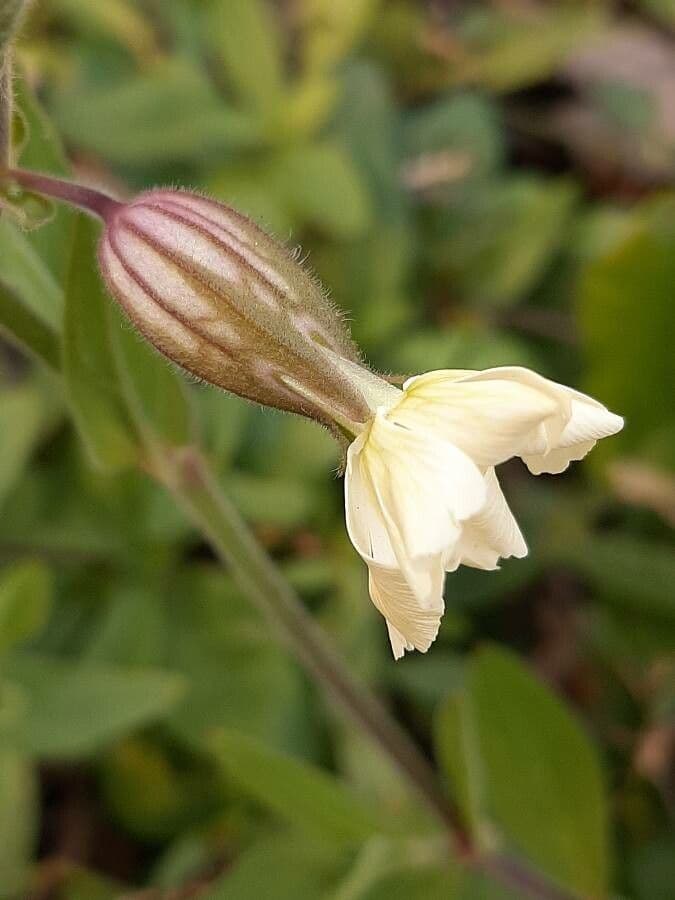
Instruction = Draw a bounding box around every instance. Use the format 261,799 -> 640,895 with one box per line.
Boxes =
52,61 -> 259,165
0,279 -> 60,367
579,195 -> 675,468
431,176 -> 577,308
0,217 -> 62,328
108,303 -> 192,454
0,384 -> 45,509
51,0 -> 160,62
272,141 -> 372,238
357,864 -> 458,900
392,326 -> 540,376
562,534 -> 675,620
639,0 -> 675,26
404,93 -> 502,184
0,560 -> 51,654
435,682 -> 486,843
630,835 -> 675,900
335,62 -> 403,221
193,385 -> 250,471
100,736 -> 214,841
7,654 -> 185,757
206,0 -> 285,118
206,161 -> 291,235
0,750 -> 36,897
282,75 -> 338,139
299,0 -> 381,73
210,729 -> 390,845
14,72 -> 74,282
455,7 -> 604,93
46,866 -> 122,900
85,586 -> 166,668
63,215 -> 138,471
229,473 -> 316,527
203,832 -> 347,900
436,646 -> 609,898
165,567 -> 307,753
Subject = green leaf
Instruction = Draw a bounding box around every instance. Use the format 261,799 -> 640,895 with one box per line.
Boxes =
0,384 -> 45,510
630,835 -> 675,900
455,7 -> 604,93
431,176 -> 577,308
358,865 -> 458,900
206,0 -> 285,118
63,215 -> 138,471
194,386 -> 250,471
108,302 -> 192,454
0,217 -> 63,329
7,654 -> 185,758
0,560 -> 52,654
203,832 -> 347,900
273,141 -> 372,239
404,93 -> 502,182
579,195 -> 675,468
435,683 -> 486,843
0,750 -> 36,897
229,473 -> 316,527
0,274 -> 60,367
436,646 -> 609,898
210,729 -> 390,845
299,0 -> 382,73
562,534 -> 675,620
164,568 -> 307,753
52,61 -> 259,165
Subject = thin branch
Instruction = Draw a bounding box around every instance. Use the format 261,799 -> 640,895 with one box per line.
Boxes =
159,445 -> 578,900
0,55 -> 11,168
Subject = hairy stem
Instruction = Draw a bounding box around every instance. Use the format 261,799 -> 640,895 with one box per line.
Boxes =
0,167 -> 122,219
0,55 -> 11,167
162,446 -> 577,900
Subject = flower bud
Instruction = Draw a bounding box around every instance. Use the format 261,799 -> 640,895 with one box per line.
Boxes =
2,169 -> 393,436
99,189 -> 376,432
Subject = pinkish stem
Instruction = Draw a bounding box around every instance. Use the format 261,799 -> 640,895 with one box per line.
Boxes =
1,167 -> 122,220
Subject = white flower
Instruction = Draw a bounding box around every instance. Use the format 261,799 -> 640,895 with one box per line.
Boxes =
344,366 -> 623,659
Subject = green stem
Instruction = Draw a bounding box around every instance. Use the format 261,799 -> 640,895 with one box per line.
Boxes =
0,54 -> 11,167
164,447 -> 467,839
162,447 -> 577,900
0,0 -> 32,167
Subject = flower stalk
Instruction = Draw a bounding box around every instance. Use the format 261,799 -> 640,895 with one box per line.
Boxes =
161,445 -> 577,900
3,164 -> 587,899
0,56 -> 11,166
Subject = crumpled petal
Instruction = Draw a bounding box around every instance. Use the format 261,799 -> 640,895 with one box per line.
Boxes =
445,468 -> 528,572
344,409 -> 485,657
397,370 -> 558,467
455,367 -> 624,474
343,364 -> 622,659
403,366 -> 623,474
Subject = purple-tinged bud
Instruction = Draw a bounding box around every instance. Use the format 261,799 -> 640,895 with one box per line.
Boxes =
2,169 -> 393,436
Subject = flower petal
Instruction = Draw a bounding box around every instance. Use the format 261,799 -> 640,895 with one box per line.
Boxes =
462,368 -> 626,473
446,468 -> 528,571
362,410 -> 486,563
368,558 -> 445,659
344,412 -> 478,657
395,370 -> 558,467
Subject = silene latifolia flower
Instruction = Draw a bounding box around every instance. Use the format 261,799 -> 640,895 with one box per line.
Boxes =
4,168 -> 624,658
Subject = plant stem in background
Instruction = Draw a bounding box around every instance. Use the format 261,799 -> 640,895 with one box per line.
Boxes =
164,446 -> 576,900
0,56 -> 11,167
0,0 -> 31,166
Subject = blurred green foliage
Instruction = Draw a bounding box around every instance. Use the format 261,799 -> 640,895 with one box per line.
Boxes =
0,1 -> 673,898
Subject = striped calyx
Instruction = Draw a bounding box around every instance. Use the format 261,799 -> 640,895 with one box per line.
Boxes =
98,189 -> 374,433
